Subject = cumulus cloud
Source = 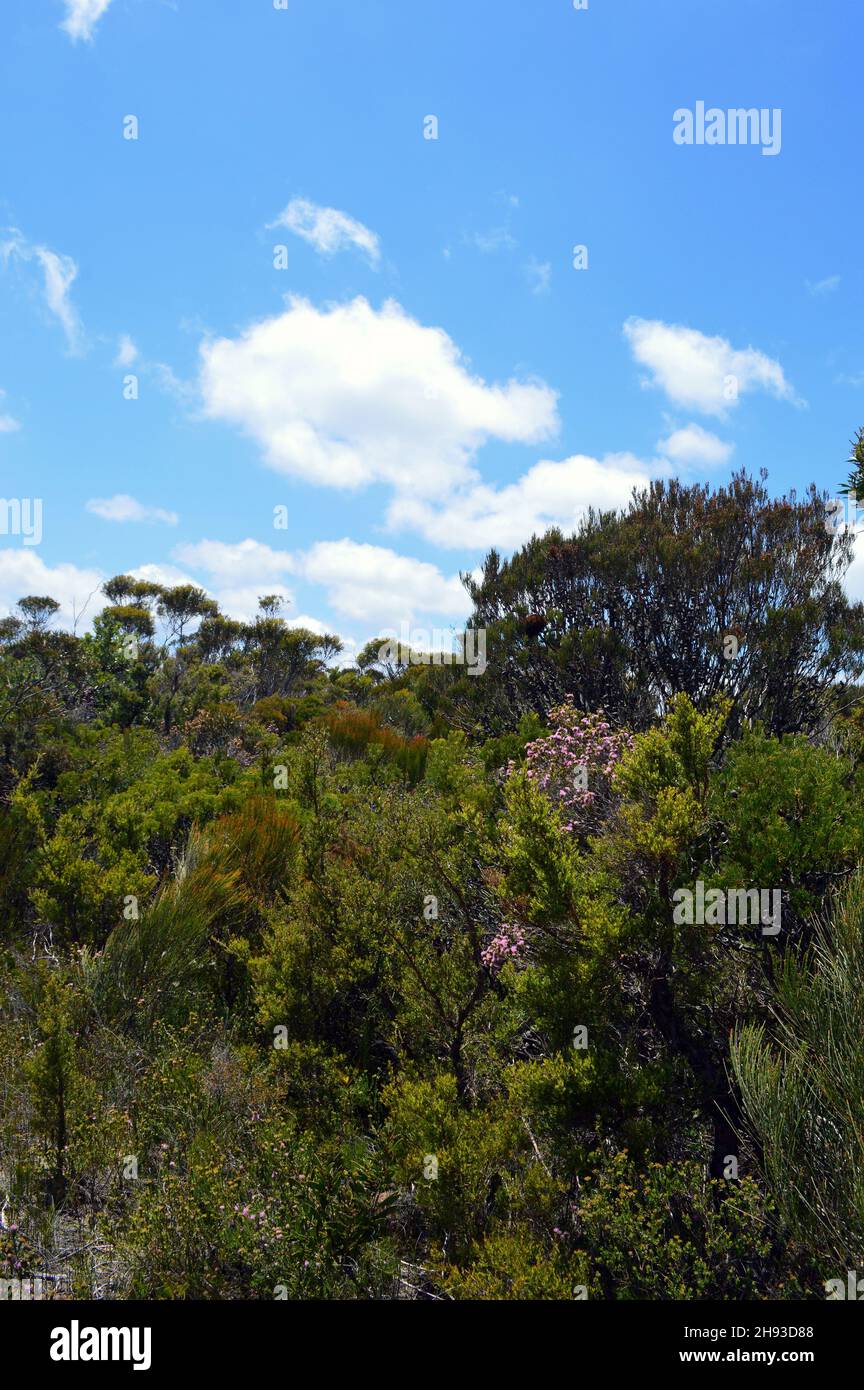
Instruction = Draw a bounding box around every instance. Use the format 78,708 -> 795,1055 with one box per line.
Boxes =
126,563 -> 206,595
657,422 -> 734,467
136,562 -> 339,636
87,495 -> 179,526
177,535 -> 467,629
267,198 -> 381,265
197,295 -> 559,496
210,583 -> 295,622
300,539 -> 470,626
0,551 -> 105,628
286,612 -> 347,640
173,538 -> 295,583
388,452 -> 653,551
171,538 -> 295,622
0,530 -> 471,639
60,0 -> 114,43
832,529 -> 864,623
1,229 -> 82,351
623,317 -> 800,416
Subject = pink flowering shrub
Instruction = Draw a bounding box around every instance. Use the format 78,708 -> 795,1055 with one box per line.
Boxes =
512,699 -> 633,835
481,922 -> 526,970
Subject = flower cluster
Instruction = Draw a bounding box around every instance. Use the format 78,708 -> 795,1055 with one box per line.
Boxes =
517,700 -> 632,833
227,1198 -> 286,1241
481,922 -> 526,970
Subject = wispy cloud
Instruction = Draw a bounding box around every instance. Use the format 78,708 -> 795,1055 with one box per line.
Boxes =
267,198 -> 381,265
36,247 -> 81,349
115,334 -> 138,367
86,494 -> 179,526
471,227 -> 518,254
806,274 -> 841,297
1,228 -> 83,352
525,257 -> 551,296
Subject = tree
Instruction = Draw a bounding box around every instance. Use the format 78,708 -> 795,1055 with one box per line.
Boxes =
464,473 -> 864,736
16,596 -> 60,634
356,637 -> 406,681
102,575 -> 163,610
23,971 -> 81,1205
155,586 -> 219,734
157,585 -> 219,649
839,423 -> 864,498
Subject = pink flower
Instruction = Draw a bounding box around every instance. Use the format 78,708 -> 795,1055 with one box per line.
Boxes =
516,703 -> 631,836
482,923 -> 527,970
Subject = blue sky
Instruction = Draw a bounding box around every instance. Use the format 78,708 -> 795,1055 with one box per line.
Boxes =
1,0 -> 862,653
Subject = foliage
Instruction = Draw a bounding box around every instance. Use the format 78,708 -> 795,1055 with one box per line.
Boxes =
732,871 -> 864,1272
1,467 -> 863,1301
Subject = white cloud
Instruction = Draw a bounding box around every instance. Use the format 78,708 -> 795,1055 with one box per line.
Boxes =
87,494 -> 179,526
173,537 -> 295,583
287,612 -> 347,641
36,248 -> 80,349
1,229 -> 82,351
198,295 -> 558,496
171,539 -> 296,622
212,583 -> 295,622
115,334 -> 138,367
267,198 -> 381,265
657,422 -> 733,467
127,561 -> 334,633
388,452 -> 653,550
839,529 -> 864,606
0,552 -> 105,628
174,534 -> 466,629
60,0 -> 114,43
0,530 -> 468,639
300,539 -> 470,626
623,317 -> 800,416
129,562 -> 199,590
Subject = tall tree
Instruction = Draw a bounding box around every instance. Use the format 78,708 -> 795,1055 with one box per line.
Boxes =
464,472 -> 864,735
